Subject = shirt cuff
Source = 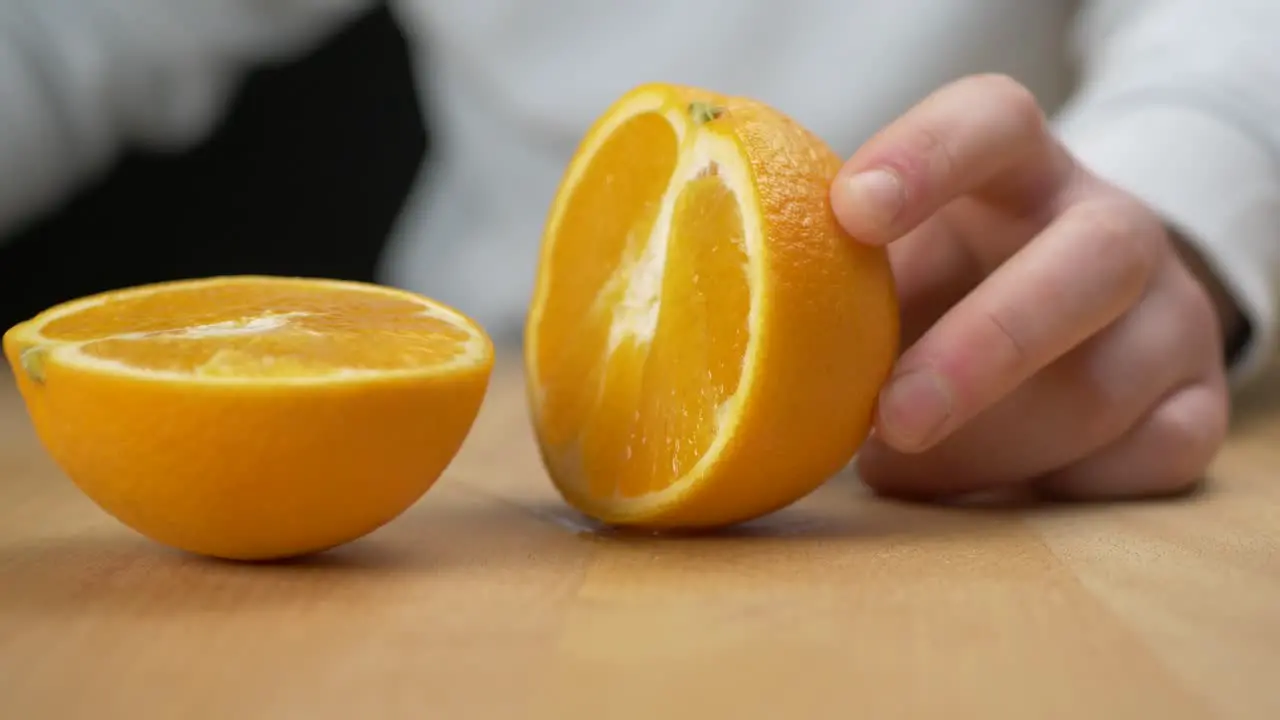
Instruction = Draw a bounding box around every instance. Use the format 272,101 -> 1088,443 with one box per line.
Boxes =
1055,101 -> 1280,387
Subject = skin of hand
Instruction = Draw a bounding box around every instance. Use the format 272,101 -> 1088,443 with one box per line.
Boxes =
829,74 -> 1236,501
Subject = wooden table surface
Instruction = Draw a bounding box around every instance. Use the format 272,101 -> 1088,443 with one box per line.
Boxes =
2,354 -> 1278,719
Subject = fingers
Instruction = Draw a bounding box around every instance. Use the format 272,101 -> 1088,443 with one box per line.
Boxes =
886,199 -> 1050,347
831,74 -> 1072,247
875,195 -> 1165,453
1035,263 -> 1231,499
1036,377 -> 1229,500
857,258 -> 1207,497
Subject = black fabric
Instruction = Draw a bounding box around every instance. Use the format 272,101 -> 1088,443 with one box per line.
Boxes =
0,5 -> 427,330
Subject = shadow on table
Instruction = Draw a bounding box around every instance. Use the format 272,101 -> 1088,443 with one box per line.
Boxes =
0,462 -> 1214,619
0,529 -> 432,614
0,487 -> 543,616
483,466 -> 1213,577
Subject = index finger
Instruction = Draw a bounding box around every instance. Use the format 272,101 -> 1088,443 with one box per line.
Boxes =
830,74 -> 1074,246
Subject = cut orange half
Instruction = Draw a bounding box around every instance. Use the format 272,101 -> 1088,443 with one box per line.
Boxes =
525,83 -> 900,528
3,276 -> 493,560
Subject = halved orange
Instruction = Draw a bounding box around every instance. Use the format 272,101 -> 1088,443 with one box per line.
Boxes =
3,276 -> 493,560
525,83 -> 900,528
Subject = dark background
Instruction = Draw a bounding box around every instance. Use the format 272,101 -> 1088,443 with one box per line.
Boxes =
0,5 -> 426,330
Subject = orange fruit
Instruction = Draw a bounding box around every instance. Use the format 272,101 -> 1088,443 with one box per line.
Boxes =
3,276 -> 493,560
525,83 -> 900,529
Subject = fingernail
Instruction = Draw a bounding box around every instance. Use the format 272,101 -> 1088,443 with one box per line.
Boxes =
843,169 -> 904,232
879,370 -> 952,451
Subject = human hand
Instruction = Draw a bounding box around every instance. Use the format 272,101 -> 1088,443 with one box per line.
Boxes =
829,74 -> 1234,501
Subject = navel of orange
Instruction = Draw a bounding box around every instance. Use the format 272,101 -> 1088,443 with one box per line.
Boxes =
3,276 -> 494,560
525,83 -> 900,529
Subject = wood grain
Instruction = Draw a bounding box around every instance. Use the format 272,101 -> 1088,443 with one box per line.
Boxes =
1,356 -> 1277,719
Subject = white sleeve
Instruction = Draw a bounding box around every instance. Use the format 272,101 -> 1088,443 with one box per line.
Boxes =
0,0 -> 373,240
1053,0 -> 1280,387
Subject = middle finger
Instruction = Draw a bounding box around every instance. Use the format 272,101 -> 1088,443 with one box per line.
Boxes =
875,194 -> 1165,453
891,198 -> 1055,346
858,255 -> 1201,496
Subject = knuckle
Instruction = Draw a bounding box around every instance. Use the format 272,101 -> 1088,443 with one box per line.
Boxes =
1076,198 -> 1165,296
1150,385 -> 1229,484
965,73 -> 1046,134
900,120 -> 956,190
981,305 -> 1032,374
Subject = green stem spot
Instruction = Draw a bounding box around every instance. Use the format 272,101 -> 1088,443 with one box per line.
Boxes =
689,101 -> 725,125
21,347 -> 47,384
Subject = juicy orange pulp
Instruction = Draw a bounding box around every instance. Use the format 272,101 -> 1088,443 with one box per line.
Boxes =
27,279 -> 478,377
534,112 -> 749,499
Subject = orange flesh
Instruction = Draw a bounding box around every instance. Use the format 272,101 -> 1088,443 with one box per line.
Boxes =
35,283 -> 472,377
535,111 -> 751,500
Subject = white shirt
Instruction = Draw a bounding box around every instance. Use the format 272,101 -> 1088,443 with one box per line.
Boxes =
4,0 -> 1280,383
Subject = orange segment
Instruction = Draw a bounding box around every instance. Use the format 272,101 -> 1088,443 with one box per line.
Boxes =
4,276 -> 493,560
526,83 -> 900,528
532,110 -> 679,449
578,171 -> 751,501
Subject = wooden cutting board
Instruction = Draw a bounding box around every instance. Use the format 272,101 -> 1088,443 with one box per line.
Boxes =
2,356 -> 1278,719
